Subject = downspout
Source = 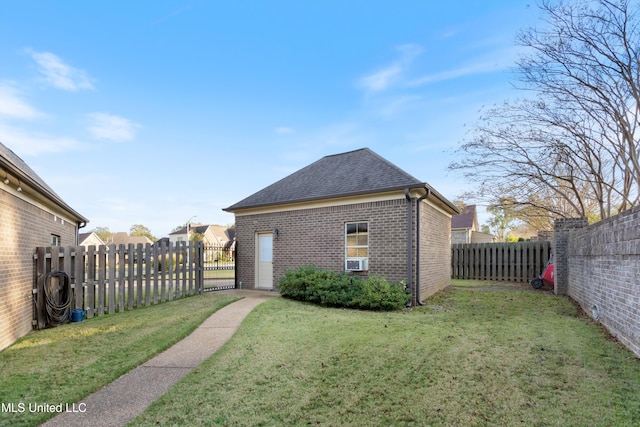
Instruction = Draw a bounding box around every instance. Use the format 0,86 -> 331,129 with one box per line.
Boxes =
76,221 -> 87,246
415,187 -> 430,306
404,188 -> 413,307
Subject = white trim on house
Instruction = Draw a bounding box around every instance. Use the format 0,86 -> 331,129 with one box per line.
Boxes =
232,188 -> 454,219
2,182 -> 79,227
232,191 -> 404,216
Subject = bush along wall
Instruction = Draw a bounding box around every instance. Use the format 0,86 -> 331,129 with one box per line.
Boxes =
279,265 -> 408,311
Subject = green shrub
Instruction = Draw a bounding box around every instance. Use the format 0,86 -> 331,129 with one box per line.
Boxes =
279,265 -> 408,311
351,275 -> 409,311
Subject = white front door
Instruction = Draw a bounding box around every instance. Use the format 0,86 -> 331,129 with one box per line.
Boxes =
256,233 -> 273,289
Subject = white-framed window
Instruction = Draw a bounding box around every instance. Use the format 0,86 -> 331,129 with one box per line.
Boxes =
345,222 -> 368,271
51,234 -> 60,246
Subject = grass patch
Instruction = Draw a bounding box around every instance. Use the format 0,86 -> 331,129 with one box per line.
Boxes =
133,286 -> 640,426
204,269 -> 234,280
450,278 -> 533,290
0,292 -> 239,427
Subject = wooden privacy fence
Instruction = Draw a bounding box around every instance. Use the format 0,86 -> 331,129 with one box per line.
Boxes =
451,241 -> 551,282
33,241 -> 204,329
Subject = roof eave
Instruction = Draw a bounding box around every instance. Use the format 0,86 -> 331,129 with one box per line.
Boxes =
224,182 -> 459,214
1,157 -> 89,224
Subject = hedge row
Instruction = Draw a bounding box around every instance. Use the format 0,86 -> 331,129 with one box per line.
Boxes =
279,265 -> 408,311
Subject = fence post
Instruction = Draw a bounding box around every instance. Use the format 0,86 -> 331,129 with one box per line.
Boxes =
34,247 -> 47,329
118,244 -> 126,312
74,246 -> 85,310
152,243 -> 159,304
168,242 -> 174,300
127,244 -> 135,310
160,241 -> 167,302
145,243 -> 152,305
196,241 -> 204,293
108,244 -> 116,314
97,245 -> 107,316
86,246 -> 96,318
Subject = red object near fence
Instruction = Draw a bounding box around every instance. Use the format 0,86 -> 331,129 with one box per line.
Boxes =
530,255 -> 554,289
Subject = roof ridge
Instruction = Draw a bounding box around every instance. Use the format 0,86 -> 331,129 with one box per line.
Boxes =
225,147 -> 432,212
321,147 -> 370,158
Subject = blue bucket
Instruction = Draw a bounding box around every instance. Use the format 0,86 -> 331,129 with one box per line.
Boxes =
70,309 -> 86,322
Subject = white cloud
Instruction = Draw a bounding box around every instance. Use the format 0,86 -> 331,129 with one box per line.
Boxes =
409,46 -> 519,87
275,126 -> 295,135
375,95 -> 423,117
358,44 -> 423,93
0,82 -> 45,119
27,50 -> 95,91
360,64 -> 403,92
86,113 -> 140,142
0,123 -> 84,155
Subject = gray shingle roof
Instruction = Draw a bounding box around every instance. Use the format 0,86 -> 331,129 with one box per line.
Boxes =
451,205 -> 476,229
225,148 -> 454,212
1,141 -> 59,199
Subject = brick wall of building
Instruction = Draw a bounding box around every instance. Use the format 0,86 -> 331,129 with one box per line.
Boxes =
236,199 -> 407,288
0,189 -> 78,351
235,198 -> 410,290
419,202 -> 453,301
234,196 -> 454,306
555,206 -> 640,357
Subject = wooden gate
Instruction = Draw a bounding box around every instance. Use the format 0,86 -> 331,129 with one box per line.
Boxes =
451,241 -> 551,282
33,241 -> 204,329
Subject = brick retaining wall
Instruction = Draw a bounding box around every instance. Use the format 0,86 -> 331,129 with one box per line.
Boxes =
555,206 -> 640,357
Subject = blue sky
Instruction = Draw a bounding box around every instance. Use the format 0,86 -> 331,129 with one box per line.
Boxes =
0,1 -> 541,238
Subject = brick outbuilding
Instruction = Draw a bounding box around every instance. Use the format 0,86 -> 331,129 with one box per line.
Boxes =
224,148 -> 458,306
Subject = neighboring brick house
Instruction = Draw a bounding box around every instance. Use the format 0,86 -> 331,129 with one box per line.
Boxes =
451,205 -> 495,244
0,142 -> 88,351
224,148 -> 459,306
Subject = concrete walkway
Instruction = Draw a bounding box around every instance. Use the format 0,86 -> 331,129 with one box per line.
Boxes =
42,290 -> 278,427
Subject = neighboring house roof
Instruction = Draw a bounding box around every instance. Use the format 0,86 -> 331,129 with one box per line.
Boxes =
169,223 -> 206,236
154,237 -> 170,246
451,205 -> 477,230
225,148 -> 458,213
0,141 -> 88,223
169,224 -> 235,247
78,232 -> 106,246
106,232 -> 153,246
209,225 -> 235,243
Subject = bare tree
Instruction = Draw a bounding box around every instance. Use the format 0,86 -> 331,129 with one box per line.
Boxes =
451,0 -> 640,226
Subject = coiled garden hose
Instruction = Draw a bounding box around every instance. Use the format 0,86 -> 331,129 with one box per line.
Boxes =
44,271 -> 72,326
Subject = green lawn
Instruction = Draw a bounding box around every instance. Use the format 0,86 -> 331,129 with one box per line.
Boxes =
2,282 -> 638,427
203,268 -> 235,280
0,292 -> 240,427
132,283 -> 640,426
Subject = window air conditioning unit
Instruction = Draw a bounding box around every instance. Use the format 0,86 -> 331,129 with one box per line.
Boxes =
345,258 -> 368,271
